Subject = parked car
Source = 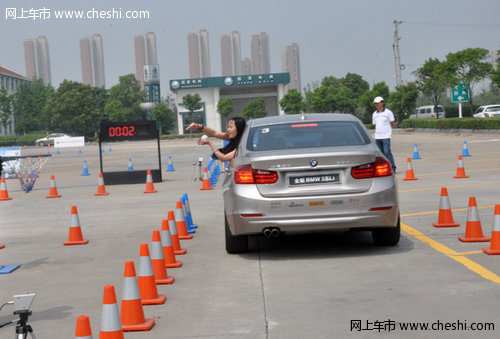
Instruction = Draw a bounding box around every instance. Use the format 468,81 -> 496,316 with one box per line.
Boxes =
35,133 -> 71,147
409,105 -> 446,119
222,113 -> 400,253
473,105 -> 500,118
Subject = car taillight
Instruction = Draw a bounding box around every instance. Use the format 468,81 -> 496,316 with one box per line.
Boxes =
351,157 -> 392,179
234,164 -> 278,184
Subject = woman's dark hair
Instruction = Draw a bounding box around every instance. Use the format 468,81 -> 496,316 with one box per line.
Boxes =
213,117 -> 246,158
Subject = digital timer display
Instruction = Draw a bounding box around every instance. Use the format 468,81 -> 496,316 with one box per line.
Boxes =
100,121 -> 158,142
107,126 -> 136,137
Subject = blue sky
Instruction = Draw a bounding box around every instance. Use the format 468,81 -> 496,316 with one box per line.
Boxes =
1,0 -> 499,94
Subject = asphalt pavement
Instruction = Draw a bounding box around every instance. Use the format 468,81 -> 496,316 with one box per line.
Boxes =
1,130 -> 500,338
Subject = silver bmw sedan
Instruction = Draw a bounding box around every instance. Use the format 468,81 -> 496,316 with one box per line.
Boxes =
223,113 -> 399,253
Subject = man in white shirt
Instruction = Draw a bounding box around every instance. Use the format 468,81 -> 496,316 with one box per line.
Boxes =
372,96 -> 396,173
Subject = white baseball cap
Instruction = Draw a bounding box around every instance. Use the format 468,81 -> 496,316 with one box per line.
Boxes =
373,96 -> 384,103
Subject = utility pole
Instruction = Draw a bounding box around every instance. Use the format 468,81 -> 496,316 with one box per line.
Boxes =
392,20 -> 403,87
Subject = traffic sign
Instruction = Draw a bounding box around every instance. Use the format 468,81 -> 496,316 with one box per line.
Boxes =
451,83 -> 470,103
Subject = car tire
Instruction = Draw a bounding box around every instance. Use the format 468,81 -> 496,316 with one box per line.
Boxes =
38,141 -> 45,147
225,213 -> 248,254
372,214 -> 400,246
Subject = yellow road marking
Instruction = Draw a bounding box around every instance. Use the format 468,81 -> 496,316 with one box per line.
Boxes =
401,205 -> 494,217
401,222 -> 500,285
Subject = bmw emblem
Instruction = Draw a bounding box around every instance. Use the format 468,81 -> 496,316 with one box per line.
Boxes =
310,159 -> 318,167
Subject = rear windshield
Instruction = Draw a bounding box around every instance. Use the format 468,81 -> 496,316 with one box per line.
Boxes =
246,121 -> 371,151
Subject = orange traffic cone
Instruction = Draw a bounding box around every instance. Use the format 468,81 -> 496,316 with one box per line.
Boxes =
143,170 -> 157,193
483,205 -> 500,255
175,201 -> 193,239
151,230 -> 174,284
458,196 -> 490,242
168,210 -> 187,255
0,244 -> 4,249
161,219 -> 182,268
99,285 -> 124,339
63,206 -> 89,245
46,174 -> 61,198
453,155 -> 469,178
200,167 -> 214,190
94,172 -> 109,196
74,315 -> 92,339
432,187 -> 460,227
0,177 -> 12,201
120,261 -> 155,332
403,158 -> 418,181
137,243 -> 166,305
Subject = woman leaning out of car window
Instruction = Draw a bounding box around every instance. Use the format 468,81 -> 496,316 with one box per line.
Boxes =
186,117 -> 246,162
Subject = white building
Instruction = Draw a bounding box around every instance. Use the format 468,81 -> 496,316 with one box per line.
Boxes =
170,73 -> 290,134
0,66 -> 31,136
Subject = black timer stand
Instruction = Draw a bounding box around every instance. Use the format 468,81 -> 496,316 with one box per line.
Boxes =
98,121 -> 163,185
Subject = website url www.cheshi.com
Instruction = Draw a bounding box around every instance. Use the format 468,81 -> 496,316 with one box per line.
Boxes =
351,319 -> 495,332
4,7 -> 150,20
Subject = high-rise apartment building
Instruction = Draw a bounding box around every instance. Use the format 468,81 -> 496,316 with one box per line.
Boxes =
24,36 -> 51,85
188,29 -> 211,78
134,32 -> 158,88
250,32 -> 270,74
220,31 -> 242,76
80,34 -> 105,88
281,43 -> 301,92
241,58 -> 252,75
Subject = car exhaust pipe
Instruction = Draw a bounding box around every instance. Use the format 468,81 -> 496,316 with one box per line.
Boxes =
263,227 -> 281,238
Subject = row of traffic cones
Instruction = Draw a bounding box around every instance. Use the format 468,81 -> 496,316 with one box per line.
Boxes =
410,141 -> 472,160
402,155 -> 470,181
72,194 -> 197,337
199,159 -> 222,190
3,169 -> 154,200
433,187 -> 500,254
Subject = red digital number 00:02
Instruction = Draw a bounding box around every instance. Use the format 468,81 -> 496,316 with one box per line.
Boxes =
108,126 -> 136,137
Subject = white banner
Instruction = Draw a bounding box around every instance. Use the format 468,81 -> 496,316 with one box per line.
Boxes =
54,136 -> 85,148
0,147 -> 21,179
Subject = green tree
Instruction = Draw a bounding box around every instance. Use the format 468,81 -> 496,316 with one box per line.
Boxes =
44,80 -> 100,136
279,89 -> 307,114
217,97 -> 233,126
388,82 -> 419,122
446,48 -> 492,112
359,82 -> 390,123
242,98 -> 267,120
182,94 -> 202,128
414,58 -> 455,118
12,79 -> 54,134
305,75 -> 363,114
104,99 -> 127,122
340,73 -> 370,99
0,89 -> 13,133
105,74 -> 145,121
150,102 -> 174,134
90,86 -> 109,135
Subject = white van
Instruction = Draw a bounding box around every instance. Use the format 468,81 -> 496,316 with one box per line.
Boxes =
410,105 -> 446,119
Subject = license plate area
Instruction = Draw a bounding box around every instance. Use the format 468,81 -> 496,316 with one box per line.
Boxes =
288,173 -> 340,186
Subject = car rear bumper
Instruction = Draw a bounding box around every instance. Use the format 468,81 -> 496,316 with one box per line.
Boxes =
224,179 -> 399,236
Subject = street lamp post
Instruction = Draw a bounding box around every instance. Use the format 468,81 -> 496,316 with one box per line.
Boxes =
140,102 -> 154,120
